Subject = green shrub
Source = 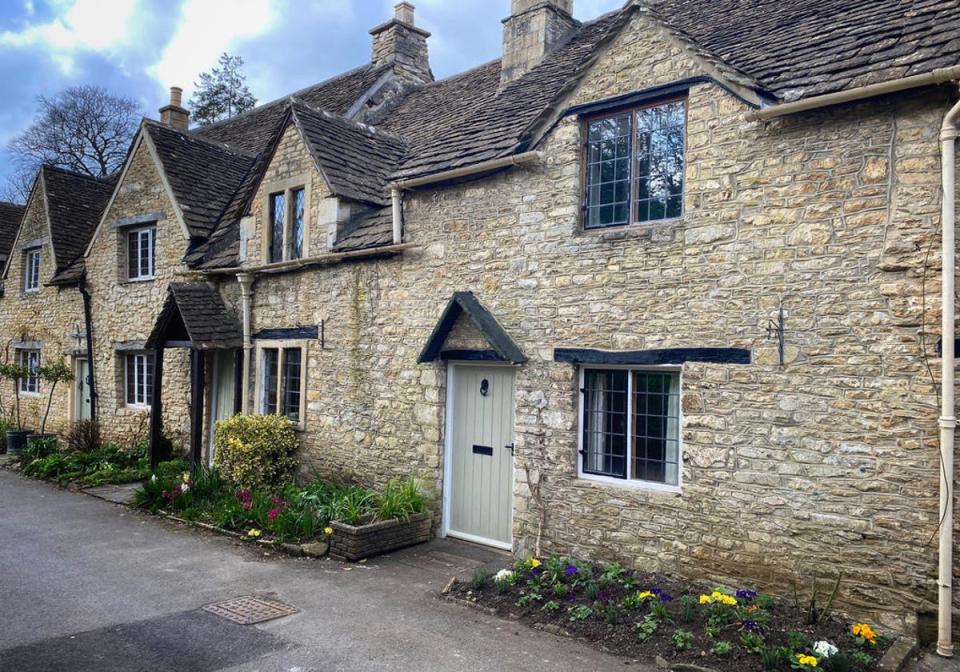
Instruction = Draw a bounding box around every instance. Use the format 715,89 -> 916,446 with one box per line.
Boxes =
213,415 -> 298,489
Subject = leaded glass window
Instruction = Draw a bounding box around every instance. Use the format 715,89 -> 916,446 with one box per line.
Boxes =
583,98 -> 686,228
290,188 -> 305,260
268,193 -> 285,263
580,369 -> 681,487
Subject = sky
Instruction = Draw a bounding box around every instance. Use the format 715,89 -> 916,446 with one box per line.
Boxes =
0,0 -> 624,197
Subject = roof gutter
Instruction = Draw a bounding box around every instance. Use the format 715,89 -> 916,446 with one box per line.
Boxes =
389,151 -> 544,191
747,66 -> 960,120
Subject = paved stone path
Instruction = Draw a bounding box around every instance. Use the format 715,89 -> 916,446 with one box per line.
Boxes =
0,470 -> 642,671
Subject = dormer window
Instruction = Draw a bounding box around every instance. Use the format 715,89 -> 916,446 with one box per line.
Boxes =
583,98 -> 686,229
23,248 -> 40,293
127,225 -> 156,281
266,184 -> 306,263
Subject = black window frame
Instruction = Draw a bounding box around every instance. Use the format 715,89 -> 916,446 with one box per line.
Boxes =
579,367 -> 682,489
259,345 -> 304,426
580,96 -> 687,230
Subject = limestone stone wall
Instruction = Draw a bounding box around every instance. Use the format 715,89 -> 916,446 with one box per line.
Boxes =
84,137 -> 192,449
226,9 -> 960,633
0,181 -> 85,436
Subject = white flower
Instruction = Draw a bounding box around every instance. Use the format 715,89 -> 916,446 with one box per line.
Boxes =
813,641 -> 838,659
180,483 -> 190,493
494,569 -> 514,583
151,474 -> 157,482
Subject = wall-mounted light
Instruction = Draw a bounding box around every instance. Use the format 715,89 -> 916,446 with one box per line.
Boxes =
480,379 -> 489,396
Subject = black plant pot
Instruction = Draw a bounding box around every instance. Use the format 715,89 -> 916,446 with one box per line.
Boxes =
6,430 -> 33,455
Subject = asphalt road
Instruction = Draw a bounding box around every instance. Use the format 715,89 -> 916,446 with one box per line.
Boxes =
0,470 -> 637,671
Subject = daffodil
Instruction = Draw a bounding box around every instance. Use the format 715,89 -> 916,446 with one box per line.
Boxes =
247,529 -> 262,538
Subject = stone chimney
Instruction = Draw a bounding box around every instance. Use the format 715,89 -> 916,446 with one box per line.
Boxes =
159,87 -> 190,131
370,2 -> 433,84
501,0 -> 577,85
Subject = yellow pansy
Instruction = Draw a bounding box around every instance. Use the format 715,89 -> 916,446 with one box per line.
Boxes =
247,528 -> 262,538
637,591 -> 655,600
796,653 -> 818,667
323,527 -> 334,536
529,558 -> 541,569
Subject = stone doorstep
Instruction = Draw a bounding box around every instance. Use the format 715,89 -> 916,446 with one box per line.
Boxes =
439,577 -> 918,672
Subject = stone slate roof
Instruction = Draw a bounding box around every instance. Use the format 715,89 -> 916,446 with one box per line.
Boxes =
195,63 -> 393,155
644,0 -> 960,102
144,121 -> 256,239
42,166 -> 117,283
147,282 -> 243,350
291,101 -> 406,207
0,201 -> 24,263
384,8 -> 635,181
186,0 -> 960,268
334,207 -> 394,252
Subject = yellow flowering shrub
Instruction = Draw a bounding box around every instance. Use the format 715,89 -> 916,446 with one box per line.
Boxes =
214,414 -> 299,489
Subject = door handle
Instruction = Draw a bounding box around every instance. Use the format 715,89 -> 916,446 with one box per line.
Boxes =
505,443 -> 514,456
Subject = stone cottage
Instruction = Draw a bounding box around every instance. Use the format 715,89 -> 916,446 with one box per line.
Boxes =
0,167 -> 114,433
4,0 -> 960,643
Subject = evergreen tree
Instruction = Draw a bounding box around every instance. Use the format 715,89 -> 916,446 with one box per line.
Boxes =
189,53 -> 257,126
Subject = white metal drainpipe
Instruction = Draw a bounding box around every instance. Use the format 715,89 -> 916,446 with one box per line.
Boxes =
391,187 -> 403,245
939,87 -> 960,658
236,272 -> 254,415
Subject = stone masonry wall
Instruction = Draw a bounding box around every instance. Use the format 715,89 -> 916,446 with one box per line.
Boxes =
228,10 -> 960,633
0,180 -> 85,437
85,138 -> 192,449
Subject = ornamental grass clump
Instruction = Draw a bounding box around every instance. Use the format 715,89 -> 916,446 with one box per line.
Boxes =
213,414 -> 298,489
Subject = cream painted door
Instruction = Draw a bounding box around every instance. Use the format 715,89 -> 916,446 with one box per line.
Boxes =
209,350 -> 237,465
75,358 -> 91,422
448,365 -> 515,548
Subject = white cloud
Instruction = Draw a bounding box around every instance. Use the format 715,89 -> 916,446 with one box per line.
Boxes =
147,0 -> 279,98
0,0 -> 139,74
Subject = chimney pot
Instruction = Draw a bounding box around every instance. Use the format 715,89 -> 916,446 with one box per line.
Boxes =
159,85 -> 190,131
394,2 -> 415,25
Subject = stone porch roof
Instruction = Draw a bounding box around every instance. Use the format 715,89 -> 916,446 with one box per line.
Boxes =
147,282 -> 243,350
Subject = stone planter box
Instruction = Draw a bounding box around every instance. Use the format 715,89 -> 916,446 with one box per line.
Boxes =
329,512 -> 432,561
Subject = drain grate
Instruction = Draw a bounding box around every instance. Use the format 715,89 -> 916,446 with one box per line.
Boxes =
202,595 -> 299,625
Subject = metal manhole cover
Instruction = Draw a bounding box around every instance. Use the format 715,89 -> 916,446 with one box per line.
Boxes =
203,595 -> 299,625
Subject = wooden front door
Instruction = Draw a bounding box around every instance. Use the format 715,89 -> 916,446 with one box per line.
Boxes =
446,365 -> 515,549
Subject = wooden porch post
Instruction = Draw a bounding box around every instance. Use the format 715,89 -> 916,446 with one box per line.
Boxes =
190,349 -> 205,465
149,346 -> 165,470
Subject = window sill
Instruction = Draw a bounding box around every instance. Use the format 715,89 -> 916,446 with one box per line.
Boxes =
578,472 -> 681,495
18,391 -> 41,398
124,404 -> 151,411
126,276 -> 155,284
578,217 -> 685,241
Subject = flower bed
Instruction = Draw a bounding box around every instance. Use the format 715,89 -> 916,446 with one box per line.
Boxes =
12,437 -> 151,486
133,463 -> 429,553
448,557 -> 893,671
